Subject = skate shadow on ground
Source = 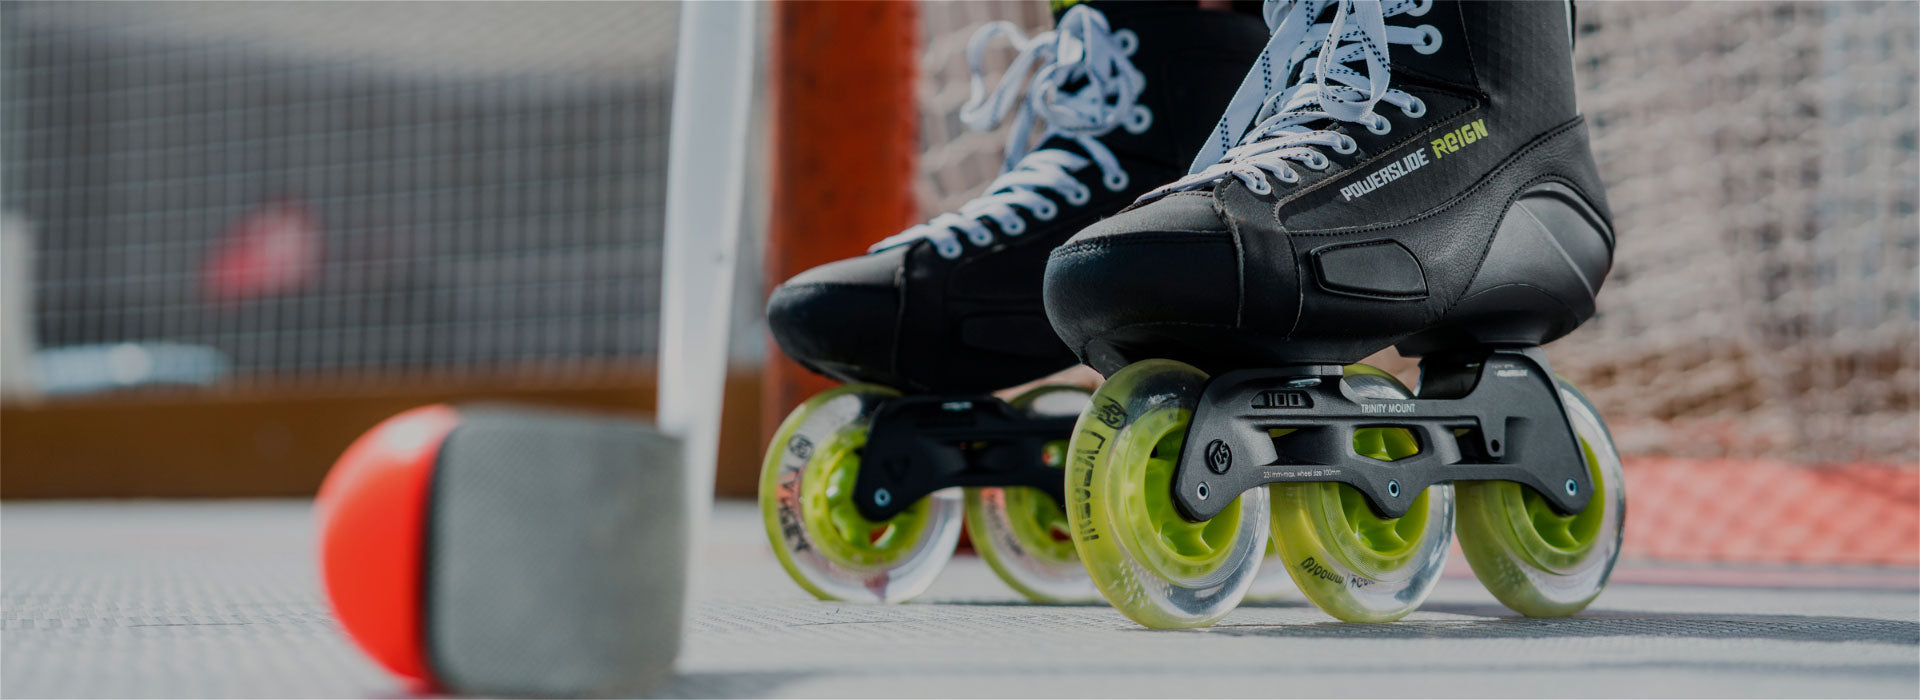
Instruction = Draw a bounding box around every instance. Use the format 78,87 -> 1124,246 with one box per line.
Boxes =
927,597 -> 1318,609
924,598 -> 1114,608
651,671 -> 801,699
1232,598 -> 1317,609
1190,606 -> 1920,645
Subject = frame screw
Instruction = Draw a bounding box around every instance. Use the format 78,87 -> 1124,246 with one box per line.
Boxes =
874,488 -> 892,507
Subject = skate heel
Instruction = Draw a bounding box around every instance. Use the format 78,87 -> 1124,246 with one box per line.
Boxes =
1398,182 -> 1613,357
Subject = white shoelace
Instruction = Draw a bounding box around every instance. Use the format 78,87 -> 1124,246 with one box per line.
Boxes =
1142,0 -> 1438,201
872,5 -> 1151,259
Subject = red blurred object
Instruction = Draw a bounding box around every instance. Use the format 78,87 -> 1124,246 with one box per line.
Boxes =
201,198 -> 322,302
315,404 -> 459,692
763,1 -> 922,452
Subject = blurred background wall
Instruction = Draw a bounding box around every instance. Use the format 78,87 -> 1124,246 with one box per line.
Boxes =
1,1 -> 1914,560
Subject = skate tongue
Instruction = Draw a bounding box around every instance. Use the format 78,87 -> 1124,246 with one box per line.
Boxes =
1184,0 -> 1401,172
1144,0 -> 1429,201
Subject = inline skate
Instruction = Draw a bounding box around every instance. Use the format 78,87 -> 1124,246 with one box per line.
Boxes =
1044,0 -> 1625,627
760,2 -> 1269,603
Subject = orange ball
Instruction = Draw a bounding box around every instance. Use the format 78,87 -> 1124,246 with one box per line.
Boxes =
314,405 -> 459,692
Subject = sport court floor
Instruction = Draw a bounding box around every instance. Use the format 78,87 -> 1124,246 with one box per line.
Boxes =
4,500 -> 1915,698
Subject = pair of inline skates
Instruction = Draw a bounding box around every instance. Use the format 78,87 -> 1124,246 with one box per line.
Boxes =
759,0 -> 1625,628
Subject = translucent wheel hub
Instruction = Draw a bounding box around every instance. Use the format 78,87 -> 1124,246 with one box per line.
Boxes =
1269,364 -> 1454,622
1456,380 -> 1624,617
1130,417 -> 1245,580
801,427 -> 932,568
1067,359 -> 1268,629
966,384 -> 1098,603
1314,427 -> 1430,576
1489,437 -> 1606,572
759,384 -> 963,603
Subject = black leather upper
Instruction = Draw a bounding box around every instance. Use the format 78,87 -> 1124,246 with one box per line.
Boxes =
766,4 -> 1271,393
1045,0 -> 1616,376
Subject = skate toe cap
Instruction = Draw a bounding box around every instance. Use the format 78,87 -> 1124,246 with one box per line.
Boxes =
1068,191 -> 1231,244
766,254 -> 902,383
1044,194 -> 1240,374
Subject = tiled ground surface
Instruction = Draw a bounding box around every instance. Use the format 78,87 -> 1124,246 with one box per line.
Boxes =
4,500 -> 1915,698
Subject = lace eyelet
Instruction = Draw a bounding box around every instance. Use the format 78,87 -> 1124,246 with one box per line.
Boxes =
1104,170 -> 1129,191
1066,187 -> 1092,206
1245,176 -> 1272,196
1307,153 -> 1330,170
1414,25 -> 1442,55
1033,201 -> 1059,220
1334,136 -> 1358,155
1126,105 -> 1153,134
1278,169 -> 1300,184
1407,0 -> 1432,17
1403,98 -> 1427,118
1116,29 -> 1139,56
1001,217 -> 1026,236
936,241 -> 963,259
1367,116 -> 1393,135
967,230 -> 996,246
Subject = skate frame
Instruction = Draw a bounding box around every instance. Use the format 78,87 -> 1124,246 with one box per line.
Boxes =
853,396 -> 1076,522
1170,347 -> 1594,521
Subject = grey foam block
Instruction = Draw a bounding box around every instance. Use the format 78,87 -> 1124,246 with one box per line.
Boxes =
425,406 -> 685,697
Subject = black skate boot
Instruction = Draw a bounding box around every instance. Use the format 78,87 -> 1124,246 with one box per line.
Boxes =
1047,0 -> 1625,629
760,3 -> 1269,606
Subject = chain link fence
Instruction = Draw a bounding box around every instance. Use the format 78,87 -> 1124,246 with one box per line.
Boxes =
3,2 -> 679,391
1562,0 -> 1916,464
